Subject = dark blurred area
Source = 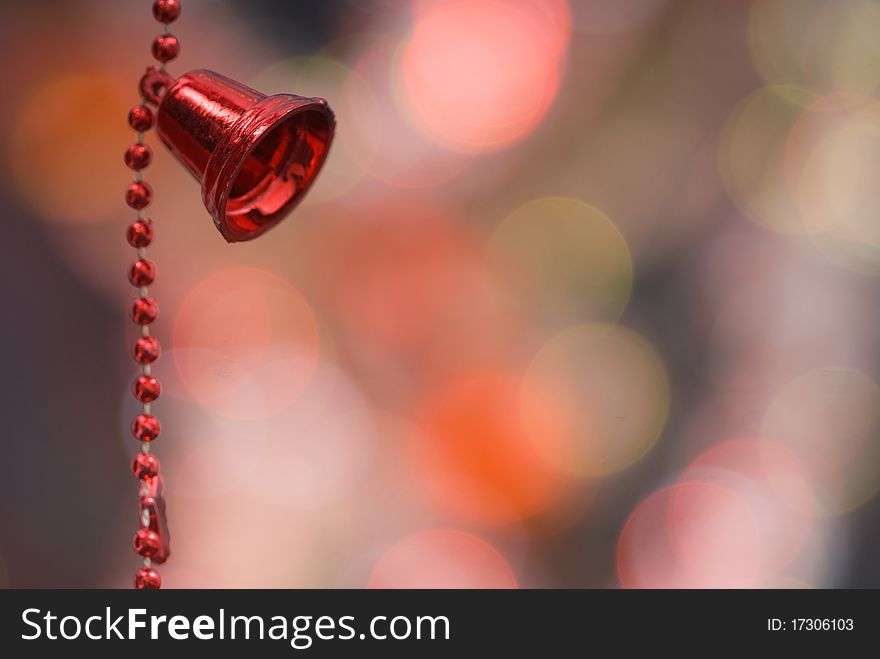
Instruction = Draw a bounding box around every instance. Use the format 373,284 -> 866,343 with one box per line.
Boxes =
0,0 -> 878,588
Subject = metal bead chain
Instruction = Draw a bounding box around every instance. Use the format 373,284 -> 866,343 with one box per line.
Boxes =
125,0 -> 181,592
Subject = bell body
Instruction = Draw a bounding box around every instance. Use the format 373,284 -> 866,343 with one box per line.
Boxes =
141,68 -> 335,242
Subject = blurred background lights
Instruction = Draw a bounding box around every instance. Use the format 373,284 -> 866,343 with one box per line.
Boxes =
240,361 -> 376,512
523,323 -> 669,478
487,197 -> 633,327
680,439 -> 817,576
617,482 -> 765,588
2,0 -> 877,589
410,263 -> 524,387
749,0 -> 880,100
761,368 -> 880,516
353,37 -> 470,188
157,495 -> 321,588
785,95 -> 880,275
692,220 -> 880,398
571,0 -> 666,34
411,372 -> 567,526
400,0 -> 567,152
719,85 -> 815,234
369,529 -> 518,588
172,267 -> 321,420
305,200 -> 482,363
412,0 -> 572,58
10,74 -> 130,225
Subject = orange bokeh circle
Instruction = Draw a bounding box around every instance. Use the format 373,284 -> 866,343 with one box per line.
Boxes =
410,372 -> 568,526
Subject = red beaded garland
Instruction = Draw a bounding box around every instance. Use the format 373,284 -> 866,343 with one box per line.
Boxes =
151,34 -> 180,62
133,375 -> 161,403
125,0 -> 180,591
153,0 -> 181,23
124,143 -> 153,170
127,219 -> 154,248
132,414 -> 161,442
133,528 -> 162,557
132,453 -> 160,480
129,259 -> 157,286
131,297 -> 159,324
125,181 -> 153,209
133,336 -> 161,364
128,105 -> 154,131
134,567 -> 162,589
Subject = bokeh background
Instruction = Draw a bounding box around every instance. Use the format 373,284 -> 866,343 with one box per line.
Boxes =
0,0 -> 878,588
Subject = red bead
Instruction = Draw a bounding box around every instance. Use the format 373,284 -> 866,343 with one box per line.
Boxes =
131,298 -> 159,325
132,414 -> 161,442
133,375 -> 161,402
128,105 -> 154,131
124,144 -> 152,170
133,528 -> 162,557
125,181 -> 152,209
129,259 -> 156,286
133,336 -> 161,364
134,567 -> 162,589
132,452 -> 160,479
153,0 -> 181,23
127,219 -> 154,248
151,34 -> 180,63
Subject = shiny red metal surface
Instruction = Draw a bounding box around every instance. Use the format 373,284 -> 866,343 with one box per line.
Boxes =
138,474 -> 171,564
131,414 -> 161,442
140,67 -> 335,242
134,567 -> 162,589
132,336 -> 161,364
133,528 -> 162,558
126,219 -> 154,248
128,104 -> 154,131
124,143 -> 152,170
131,453 -> 160,480
131,297 -> 159,325
133,374 -> 161,402
128,258 -> 156,286
151,34 -> 179,63
125,181 -> 152,209
152,0 -> 181,24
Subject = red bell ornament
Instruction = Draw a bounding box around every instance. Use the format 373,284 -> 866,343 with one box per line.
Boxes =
140,67 -> 335,242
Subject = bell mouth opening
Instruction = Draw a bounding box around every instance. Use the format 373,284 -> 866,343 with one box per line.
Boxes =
211,100 -> 334,242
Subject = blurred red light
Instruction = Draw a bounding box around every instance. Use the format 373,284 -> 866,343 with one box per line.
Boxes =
411,372 -> 567,525
172,267 -> 321,420
369,528 -> 518,588
401,0 -> 566,152
618,482 -> 764,588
